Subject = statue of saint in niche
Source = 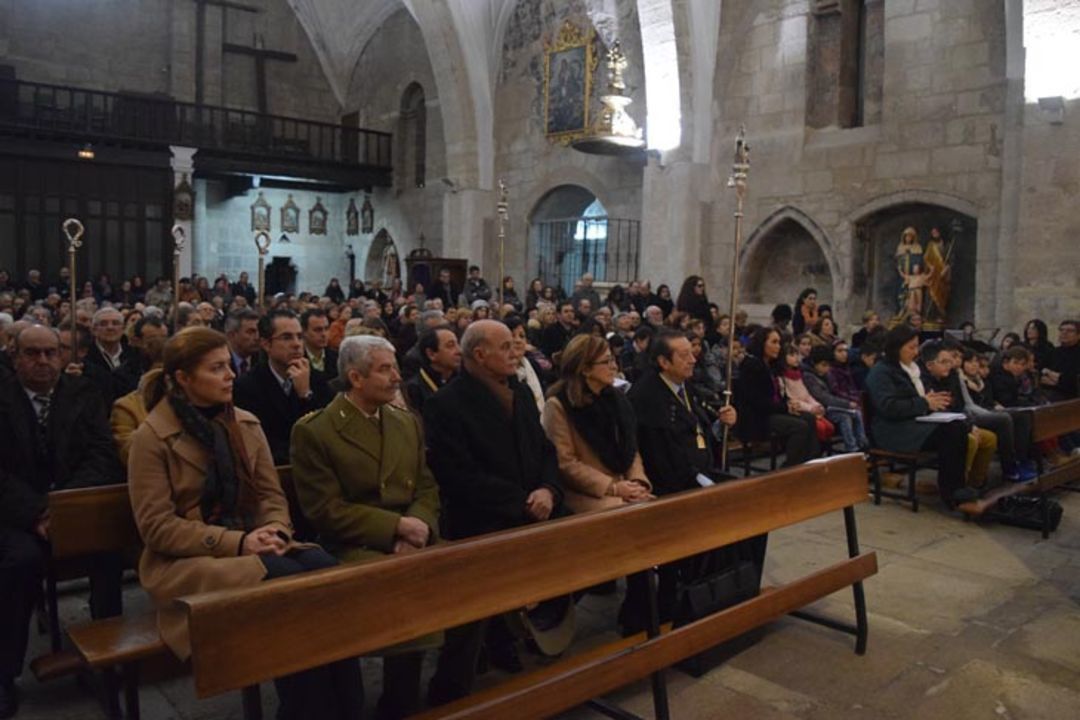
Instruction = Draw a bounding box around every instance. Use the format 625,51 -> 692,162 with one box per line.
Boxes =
923,226 -> 952,324
894,226 -> 927,319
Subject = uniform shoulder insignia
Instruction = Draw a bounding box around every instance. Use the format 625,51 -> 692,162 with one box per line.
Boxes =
298,409 -> 322,424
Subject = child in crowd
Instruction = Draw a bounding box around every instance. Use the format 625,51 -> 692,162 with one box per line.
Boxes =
805,346 -> 869,453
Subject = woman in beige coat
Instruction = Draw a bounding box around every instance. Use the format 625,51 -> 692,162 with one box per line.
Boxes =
128,327 -> 361,719
541,334 -> 653,513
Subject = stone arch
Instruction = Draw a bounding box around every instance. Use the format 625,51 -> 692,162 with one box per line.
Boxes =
527,184 -> 617,295
740,206 -> 841,307
365,229 -> 401,287
524,167 -> 613,224
847,189 -> 981,225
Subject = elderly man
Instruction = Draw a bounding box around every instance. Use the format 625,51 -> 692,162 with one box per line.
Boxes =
423,319 -> 563,704
291,335 -> 439,719
0,326 -> 123,716
86,308 -> 138,374
570,272 -> 601,315
643,304 -> 665,328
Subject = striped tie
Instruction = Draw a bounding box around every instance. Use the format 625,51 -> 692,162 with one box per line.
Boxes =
34,394 -> 51,430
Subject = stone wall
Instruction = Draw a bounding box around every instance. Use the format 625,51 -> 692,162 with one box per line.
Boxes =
193,180 -> 353,295
343,8 -> 447,262
707,0 -> 1011,334
493,0 -> 645,287
1,0 -> 340,122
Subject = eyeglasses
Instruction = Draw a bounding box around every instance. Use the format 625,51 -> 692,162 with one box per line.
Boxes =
589,356 -> 617,367
270,333 -> 302,343
20,347 -> 59,359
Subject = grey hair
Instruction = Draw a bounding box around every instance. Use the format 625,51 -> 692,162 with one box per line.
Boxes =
0,312 -> 13,329
91,307 -> 122,325
460,321 -> 499,360
418,309 -> 444,326
224,307 -> 259,333
338,334 -> 396,377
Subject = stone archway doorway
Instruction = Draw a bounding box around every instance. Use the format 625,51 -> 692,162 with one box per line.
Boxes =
365,229 -> 400,289
741,217 -> 835,314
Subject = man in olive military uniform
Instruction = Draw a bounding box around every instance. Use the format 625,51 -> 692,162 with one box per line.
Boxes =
290,334 -> 440,720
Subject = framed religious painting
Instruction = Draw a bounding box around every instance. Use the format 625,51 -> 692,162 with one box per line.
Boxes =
346,198 -> 360,236
250,192 -> 271,232
173,173 -> 194,221
281,194 -> 300,233
544,20 -> 596,144
309,197 -> 328,235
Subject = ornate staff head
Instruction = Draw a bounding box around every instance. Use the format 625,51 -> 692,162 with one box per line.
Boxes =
171,224 -> 186,254
726,125 -> 751,202
254,231 -> 271,256
62,218 -> 85,250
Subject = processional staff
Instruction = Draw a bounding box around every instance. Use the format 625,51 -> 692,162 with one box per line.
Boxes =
171,224 -> 186,334
496,179 -> 509,310
721,126 -> 750,470
61,218 -> 84,313
254,231 -> 271,309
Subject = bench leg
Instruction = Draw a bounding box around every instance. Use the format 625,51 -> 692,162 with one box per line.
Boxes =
101,667 -> 122,720
1041,493 -> 1051,540
242,685 -> 263,720
844,507 -> 869,656
870,464 -> 882,506
907,466 -> 919,513
46,569 -> 62,653
122,663 -> 140,720
643,569 -> 670,720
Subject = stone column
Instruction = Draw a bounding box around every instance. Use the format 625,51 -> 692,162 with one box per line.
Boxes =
994,0 -> 1024,330
169,146 -> 198,279
441,188 -> 493,269
639,158 -> 715,287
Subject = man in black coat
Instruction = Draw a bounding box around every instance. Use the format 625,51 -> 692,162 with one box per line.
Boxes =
423,319 -> 562,703
403,326 -> 460,416
234,310 -> 332,465
428,268 -> 459,310
0,326 -> 124,716
301,308 -> 339,383
626,329 -> 760,634
539,301 -> 577,359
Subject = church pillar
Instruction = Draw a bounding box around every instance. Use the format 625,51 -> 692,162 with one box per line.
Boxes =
169,146 -> 197,278
441,188 -> 493,269
995,0 -> 1024,330
639,158 -> 715,287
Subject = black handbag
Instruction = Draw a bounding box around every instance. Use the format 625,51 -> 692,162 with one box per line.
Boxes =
673,536 -> 767,677
988,495 -> 1063,532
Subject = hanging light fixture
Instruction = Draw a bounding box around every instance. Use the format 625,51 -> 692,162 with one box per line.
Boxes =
77,143 -> 95,160
572,40 -> 645,156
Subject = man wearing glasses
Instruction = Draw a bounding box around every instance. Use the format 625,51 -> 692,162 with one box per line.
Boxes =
0,325 -> 123,718
234,309 -> 332,464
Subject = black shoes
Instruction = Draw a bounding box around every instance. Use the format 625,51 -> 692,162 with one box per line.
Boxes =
0,681 -> 18,719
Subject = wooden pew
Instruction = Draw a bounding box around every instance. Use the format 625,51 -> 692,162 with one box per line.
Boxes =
179,455 -> 876,719
959,399 -> 1080,536
62,466 -> 296,719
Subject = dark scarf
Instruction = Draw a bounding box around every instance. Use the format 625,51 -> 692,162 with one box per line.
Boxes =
558,384 -> 638,475
168,395 -> 255,530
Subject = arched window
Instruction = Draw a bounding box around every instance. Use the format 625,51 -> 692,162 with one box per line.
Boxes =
399,83 -> 427,188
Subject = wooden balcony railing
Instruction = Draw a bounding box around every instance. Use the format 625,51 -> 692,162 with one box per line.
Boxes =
0,78 -> 392,177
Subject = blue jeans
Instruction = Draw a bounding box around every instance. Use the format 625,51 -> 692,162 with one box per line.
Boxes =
826,407 -> 869,452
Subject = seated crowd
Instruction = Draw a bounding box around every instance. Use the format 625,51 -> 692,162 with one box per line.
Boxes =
0,265 -> 1077,718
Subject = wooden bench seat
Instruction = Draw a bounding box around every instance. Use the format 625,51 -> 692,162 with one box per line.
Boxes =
179,455 -> 876,719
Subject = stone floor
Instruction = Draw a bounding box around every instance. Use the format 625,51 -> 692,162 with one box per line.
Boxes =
14,486 -> 1080,719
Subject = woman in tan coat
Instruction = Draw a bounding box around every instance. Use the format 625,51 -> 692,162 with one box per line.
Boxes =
541,334 -> 653,513
127,327 -> 361,719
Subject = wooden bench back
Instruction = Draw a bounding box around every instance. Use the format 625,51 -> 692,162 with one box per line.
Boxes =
1031,398 -> 1080,443
180,454 -> 869,698
48,484 -> 140,559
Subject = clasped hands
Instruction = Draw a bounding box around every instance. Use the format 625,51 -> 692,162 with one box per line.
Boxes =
393,515 -> 431,554
925,391 -> 952,412
242,524 -> 289,556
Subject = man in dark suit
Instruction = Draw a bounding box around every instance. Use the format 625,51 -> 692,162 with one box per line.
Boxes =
301,308 -> 338,383
84,307 -> 141,399
230,271 -> 257,305
234,309 -> 332,465
0,325 -> 123,717
423,319 -> 563,704
224,307 -> 261,378
428,268 -> 459,309
627,329 -> 760,634
403,326 -> 461,416
112,316 -> 169,398
539,301 -> 577,359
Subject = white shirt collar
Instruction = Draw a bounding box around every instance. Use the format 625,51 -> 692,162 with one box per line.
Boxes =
96,341 -> 123,368
268,363 -> 291,394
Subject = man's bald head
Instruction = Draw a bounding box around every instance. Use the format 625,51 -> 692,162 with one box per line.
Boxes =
13,324 -> 62,393
461,320 -> 517,380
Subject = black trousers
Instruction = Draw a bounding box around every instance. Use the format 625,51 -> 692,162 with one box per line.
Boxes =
427,618 -> 489,706
921,420 -> 969,505
769,412 -> 821,466
261,548 -> 365,720
0,526 -> 45,683
972,408 -> 1032,466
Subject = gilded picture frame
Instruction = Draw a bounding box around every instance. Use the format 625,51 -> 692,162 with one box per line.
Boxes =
544,20 -> 596,144
281,194 -> 300,234
250,192 -> 271,232
309,197 -> 328,235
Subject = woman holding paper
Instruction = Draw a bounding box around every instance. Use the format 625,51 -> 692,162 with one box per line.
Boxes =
865,325 -> 973,508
